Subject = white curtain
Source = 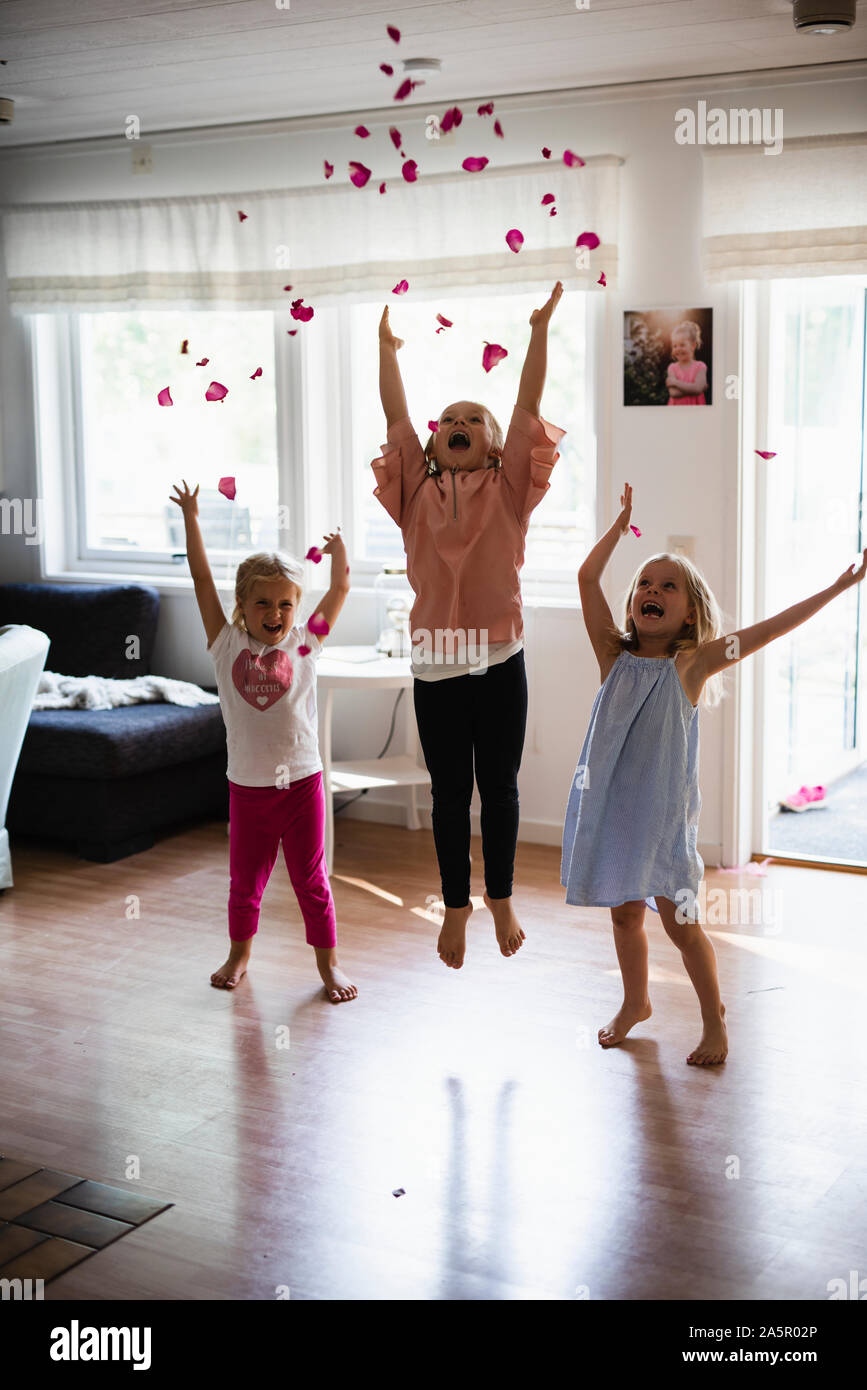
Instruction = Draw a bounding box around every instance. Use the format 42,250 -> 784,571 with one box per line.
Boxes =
702,132 -> 867,281
0,157 -> 621,312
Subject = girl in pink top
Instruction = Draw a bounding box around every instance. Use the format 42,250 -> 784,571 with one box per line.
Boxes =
372,282 -> 565,971
666,320 -> 707,406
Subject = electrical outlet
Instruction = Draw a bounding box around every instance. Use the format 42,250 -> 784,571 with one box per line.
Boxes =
667,535 -> 695,560
131,143 -> 153,174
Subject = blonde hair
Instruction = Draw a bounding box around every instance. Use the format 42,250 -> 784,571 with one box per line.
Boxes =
424,403 -> 504,474
605,552 -> 727,708
672,319 -> 702,351
232,551 -> 304,632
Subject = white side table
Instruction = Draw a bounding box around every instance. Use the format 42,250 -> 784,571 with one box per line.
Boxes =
317,647 -> 431,873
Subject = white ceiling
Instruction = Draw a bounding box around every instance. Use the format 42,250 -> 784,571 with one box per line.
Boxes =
0,0 -> 865,147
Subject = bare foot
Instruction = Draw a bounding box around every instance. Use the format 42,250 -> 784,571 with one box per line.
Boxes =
598,999 -> 652,1047
687,1004 -> 727,1065
438,903 -> 473,969
210,941 -> 252,989
314,947 -> 358,1004
483,893 -> 525,958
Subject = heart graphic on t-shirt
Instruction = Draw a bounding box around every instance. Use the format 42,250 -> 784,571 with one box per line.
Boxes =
232,648 -> 292,711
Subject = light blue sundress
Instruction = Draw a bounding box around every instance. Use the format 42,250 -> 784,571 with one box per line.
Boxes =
560,650 -> 703,914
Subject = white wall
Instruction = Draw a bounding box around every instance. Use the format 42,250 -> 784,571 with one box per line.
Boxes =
2,67 -> 865,859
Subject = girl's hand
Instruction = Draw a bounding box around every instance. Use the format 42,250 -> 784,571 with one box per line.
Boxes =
832,547 -> 867,594
379,306 -> 404,351
529,281 -> 563,328
320,529 -> 346,557
617,482 -> 633,535
668,384 -> 684,397
169,480 -> 200,517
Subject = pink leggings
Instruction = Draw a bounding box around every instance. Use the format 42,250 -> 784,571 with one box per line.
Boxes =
228,772 -> 336,948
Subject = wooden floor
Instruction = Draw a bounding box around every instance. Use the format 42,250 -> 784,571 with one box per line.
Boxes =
1,817 -> 866,1301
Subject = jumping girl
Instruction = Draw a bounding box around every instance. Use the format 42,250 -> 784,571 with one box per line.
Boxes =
170,481 -> 356,1003
563,482 -> 865,1064
666,319 -> 707,405
373,283 -> 564,970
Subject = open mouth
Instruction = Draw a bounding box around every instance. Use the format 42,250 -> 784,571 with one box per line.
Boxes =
641,601 -> 664,619
263,623 -> 282,634
448,429 -> 471,451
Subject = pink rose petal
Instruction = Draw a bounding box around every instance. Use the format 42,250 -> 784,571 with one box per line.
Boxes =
290,300 -> 314,322
195,358 -> 209,366
755,450 -> 777,460
428,419 -> 440,432
238,210 -> 248,221
283,284 -> 293,292
549,207 -> 558,217
436,313 -> 453,328
541,193 -> 555,205
477,102 -> 494,116
505,228 -> 524,254
157,387 -> 173,407
180,339 -> 189,354
355,125 -> 370,138
205,381 -> 228,402
324,160 -> 334,179
441,106 -> 463,132
387,24 -> 400,42
494,119 -> 504,138
482,341 -> 508,373
394,78 -> 423,100
402,158 -> 418,182
575,231 -> 600,250
287,330 -> 298,336
393,279 -> 409,295
349,161 -> 372,188
597,272 -> 606,287
307,611 -> 331,638
305,546 -> 323,564
218,477 -> 236,501
380,63 -> 394,76
462,156 -> 489,173
541,146 -> 551,159
379,181 -> 387,194
563,149 -> 585,168
297,644 -> 311,657
629,524 -> 641,537
389,126 -> 402,150
250,367 -> 262,380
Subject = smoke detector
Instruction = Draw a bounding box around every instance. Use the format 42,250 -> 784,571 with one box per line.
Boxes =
790,0 -> 856,33
0,97 -> 13,124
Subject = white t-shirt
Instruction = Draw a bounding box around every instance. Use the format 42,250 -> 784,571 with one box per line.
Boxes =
208,621 -> 323,787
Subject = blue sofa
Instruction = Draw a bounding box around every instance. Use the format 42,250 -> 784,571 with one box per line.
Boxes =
0,583 -> 228,862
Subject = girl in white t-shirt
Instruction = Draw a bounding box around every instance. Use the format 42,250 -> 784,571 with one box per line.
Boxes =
170,480 -> 356,1003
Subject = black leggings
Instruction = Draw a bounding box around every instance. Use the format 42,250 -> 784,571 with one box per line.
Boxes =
413,651 -> 528,908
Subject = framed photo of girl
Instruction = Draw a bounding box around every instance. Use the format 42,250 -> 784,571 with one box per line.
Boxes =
623,307 -> 713,407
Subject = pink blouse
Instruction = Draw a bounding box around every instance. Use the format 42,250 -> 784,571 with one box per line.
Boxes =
668,359 -> 707,406
371,406 -> 564,644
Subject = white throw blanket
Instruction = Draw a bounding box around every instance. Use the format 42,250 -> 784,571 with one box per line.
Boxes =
33,671 -> 220,711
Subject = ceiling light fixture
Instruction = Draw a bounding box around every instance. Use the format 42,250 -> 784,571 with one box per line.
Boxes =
790,0 -> 856,34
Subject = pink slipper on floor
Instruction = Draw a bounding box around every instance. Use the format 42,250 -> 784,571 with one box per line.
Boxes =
780,784 -> 826,812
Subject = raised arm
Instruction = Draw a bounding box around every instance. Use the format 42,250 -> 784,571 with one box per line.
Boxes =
578,482 -> 633,676
516,281 -> 563,417
308,530 -> 350,640
379,306 -> 409,429
696,547 -> 867,682
169,481 -> 226,646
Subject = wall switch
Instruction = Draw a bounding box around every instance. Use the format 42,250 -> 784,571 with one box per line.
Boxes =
131,143 -> 153,174
667,535 -> 695,560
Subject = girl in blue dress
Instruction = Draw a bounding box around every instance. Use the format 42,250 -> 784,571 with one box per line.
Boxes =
563,483 -> 866,1065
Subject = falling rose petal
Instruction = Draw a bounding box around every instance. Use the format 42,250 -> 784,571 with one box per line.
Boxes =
477,102 -> 494,116
250,367 -> 263,380
755,450 -> 777,460
324,160 -> 334,179
441,106 -> 463,132
157,387 -> 173,407
563,149 -> 585,168
494,119 -> 504,138
379,181 -> 387,194
541,193 -> 555,205
297,644 -> 311,657
505,228 -> 524,254
305,546 -> 323,563
549,207 -> 558,217
389,126 -> 402,150
290,301 -> 314,322
206,380 -> 228,402
542,146 -> 551,158
287,330 -> 298,336
576,231 -> 600,250
436,313 -> 453,328
349,161 -> 372,188
394,78 -> 422,100
392,1188 -> 406,1197
180,339 -> 189,354
218,477 -> 236,501
238,210 -> 248,221
462,156 -> 489,173
283,285 -> 293,292
380,63 -> 394,76
393,279 -> 409,295
307,611 -> 331,637
482,341 -> 508,373
387,24 -> 401,42
355,125 -> 370,138
428,419 -> 440,432
597,271 -> 607,287
402,159 -> 418,182
195,357 -> 209,366
629,524 -> 641,537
